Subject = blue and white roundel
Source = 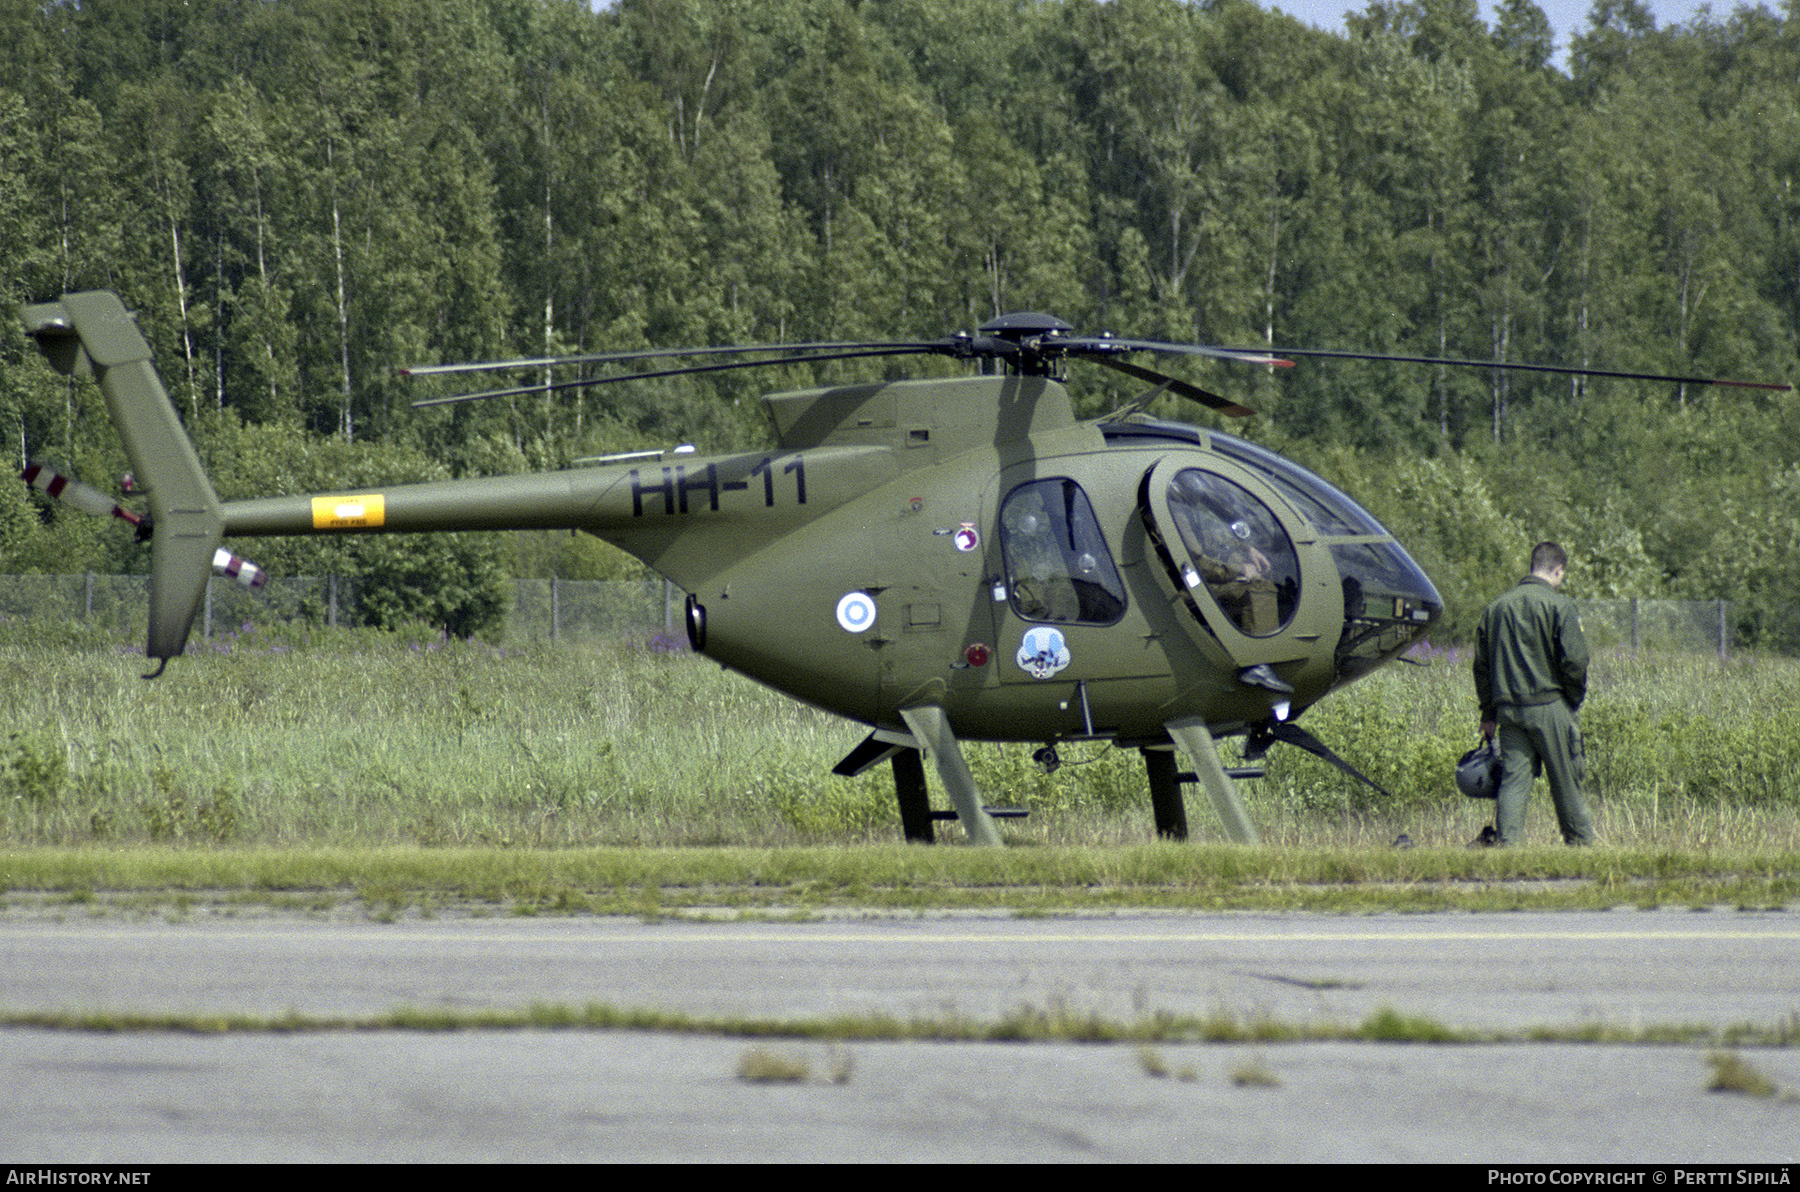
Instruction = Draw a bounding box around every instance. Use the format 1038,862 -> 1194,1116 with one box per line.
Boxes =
836,591 -> 877,634
1016,626 -> 1071,679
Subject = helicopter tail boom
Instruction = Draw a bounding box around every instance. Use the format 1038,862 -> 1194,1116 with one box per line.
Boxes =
212,441 -> 885,601
22,292 -> 896,668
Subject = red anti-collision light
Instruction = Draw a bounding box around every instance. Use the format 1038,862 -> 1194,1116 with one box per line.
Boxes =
964,643 -> 991,667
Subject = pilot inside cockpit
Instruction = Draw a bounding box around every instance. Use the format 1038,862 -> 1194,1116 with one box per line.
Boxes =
1165,472 -> 1296,636
1003,487 -> 1082,622
999,478 -> 1129,625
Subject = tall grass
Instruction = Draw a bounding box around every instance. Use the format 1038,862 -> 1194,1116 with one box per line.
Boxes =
2,617 -> 1798,852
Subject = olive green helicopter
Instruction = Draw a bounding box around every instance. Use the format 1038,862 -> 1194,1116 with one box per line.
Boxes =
19,292 -> 1791,844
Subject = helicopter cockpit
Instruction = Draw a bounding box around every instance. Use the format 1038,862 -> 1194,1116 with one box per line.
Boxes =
1205,429 -> 1442,681
1104,418 -> 1441,688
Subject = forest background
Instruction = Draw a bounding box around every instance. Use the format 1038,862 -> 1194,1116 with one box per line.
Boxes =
1,0 -> 1797,645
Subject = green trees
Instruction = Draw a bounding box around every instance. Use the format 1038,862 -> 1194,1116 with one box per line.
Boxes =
3,0 -> 1798,643
195,412 -> 510,636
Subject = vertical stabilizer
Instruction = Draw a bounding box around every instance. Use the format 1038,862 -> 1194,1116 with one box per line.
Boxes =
23,292 -> 223,670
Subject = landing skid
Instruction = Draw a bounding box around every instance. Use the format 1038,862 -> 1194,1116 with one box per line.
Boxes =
833,713 -> 1008,845
1153,717 -> 1263,844
898,706 -> 1005,846
836,714 -> 1260,846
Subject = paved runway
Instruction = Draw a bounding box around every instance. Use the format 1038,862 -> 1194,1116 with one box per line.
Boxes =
4,908 -> 1798,1162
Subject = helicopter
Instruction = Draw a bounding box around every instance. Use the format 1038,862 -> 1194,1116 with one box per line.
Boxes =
19,291 -> 1792,845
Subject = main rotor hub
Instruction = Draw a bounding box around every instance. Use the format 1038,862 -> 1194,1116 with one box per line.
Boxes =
977,312 -> 1075,341
976,312 -> 1076,376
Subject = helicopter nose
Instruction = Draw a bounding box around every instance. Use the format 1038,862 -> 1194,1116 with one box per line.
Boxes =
1329,537 -> 1442,682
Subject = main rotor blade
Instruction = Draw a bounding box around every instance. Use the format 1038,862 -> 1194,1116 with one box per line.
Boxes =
410,345 -> 940,408
1066,337 -> 1296,368
1229,347 -> 1793,392
1086,355 -> 1255,418
401,339 -> 942,379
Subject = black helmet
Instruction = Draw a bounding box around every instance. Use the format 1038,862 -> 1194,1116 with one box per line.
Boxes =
1456,738 -> 1501,799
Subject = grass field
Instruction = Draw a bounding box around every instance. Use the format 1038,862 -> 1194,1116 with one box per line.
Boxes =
1,620 -> 1796,912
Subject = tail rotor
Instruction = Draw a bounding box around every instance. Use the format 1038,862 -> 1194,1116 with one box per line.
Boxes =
18,461 -> 271,610
21,292 -> 266,673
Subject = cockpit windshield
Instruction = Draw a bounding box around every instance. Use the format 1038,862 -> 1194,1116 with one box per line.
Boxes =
1207,432 -> 1387,536
1206,432 -> 1441,676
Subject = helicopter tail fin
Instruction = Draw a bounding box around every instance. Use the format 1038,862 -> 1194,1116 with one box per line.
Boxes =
23,292 -> 225,673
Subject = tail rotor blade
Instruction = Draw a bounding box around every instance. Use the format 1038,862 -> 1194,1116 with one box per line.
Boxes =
211,548 -> 269,589
21,464 -> 271,588
21,462 -> 145,529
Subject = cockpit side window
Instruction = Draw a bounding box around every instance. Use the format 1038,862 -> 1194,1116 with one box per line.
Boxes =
1162,469 -> 1301,635
999,478 -> 1127,625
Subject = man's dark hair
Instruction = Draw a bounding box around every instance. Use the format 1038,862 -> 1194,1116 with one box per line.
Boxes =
1530,541 -> 1568,574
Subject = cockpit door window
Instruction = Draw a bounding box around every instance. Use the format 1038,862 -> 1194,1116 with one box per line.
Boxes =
1149,466 -> 1301,637
998,478 -> 1128,625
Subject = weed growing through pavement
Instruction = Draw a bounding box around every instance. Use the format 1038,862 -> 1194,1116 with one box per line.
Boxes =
1705,1051 -> 1781,1098
735,1046 -> 811,1083
1137,1046 -> 1197,1081
1230,1054 -> 1281,1087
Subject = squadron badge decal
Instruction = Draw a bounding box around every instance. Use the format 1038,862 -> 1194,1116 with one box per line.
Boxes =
1016,626 -> 1071,679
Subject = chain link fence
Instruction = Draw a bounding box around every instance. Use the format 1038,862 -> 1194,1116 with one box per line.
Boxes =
0,573 -> 677,642
1577,598 -> 1735,659
508,577 -> 677,640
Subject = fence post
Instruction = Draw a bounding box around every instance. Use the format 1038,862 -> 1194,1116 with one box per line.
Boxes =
1630,597 -> 1640,654
1718,599 -> 1728,662
85,571 -> 94,621
328,574 -> 338,629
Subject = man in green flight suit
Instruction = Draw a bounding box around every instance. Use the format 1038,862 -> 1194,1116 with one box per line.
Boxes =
1473,541 -> 1595,846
